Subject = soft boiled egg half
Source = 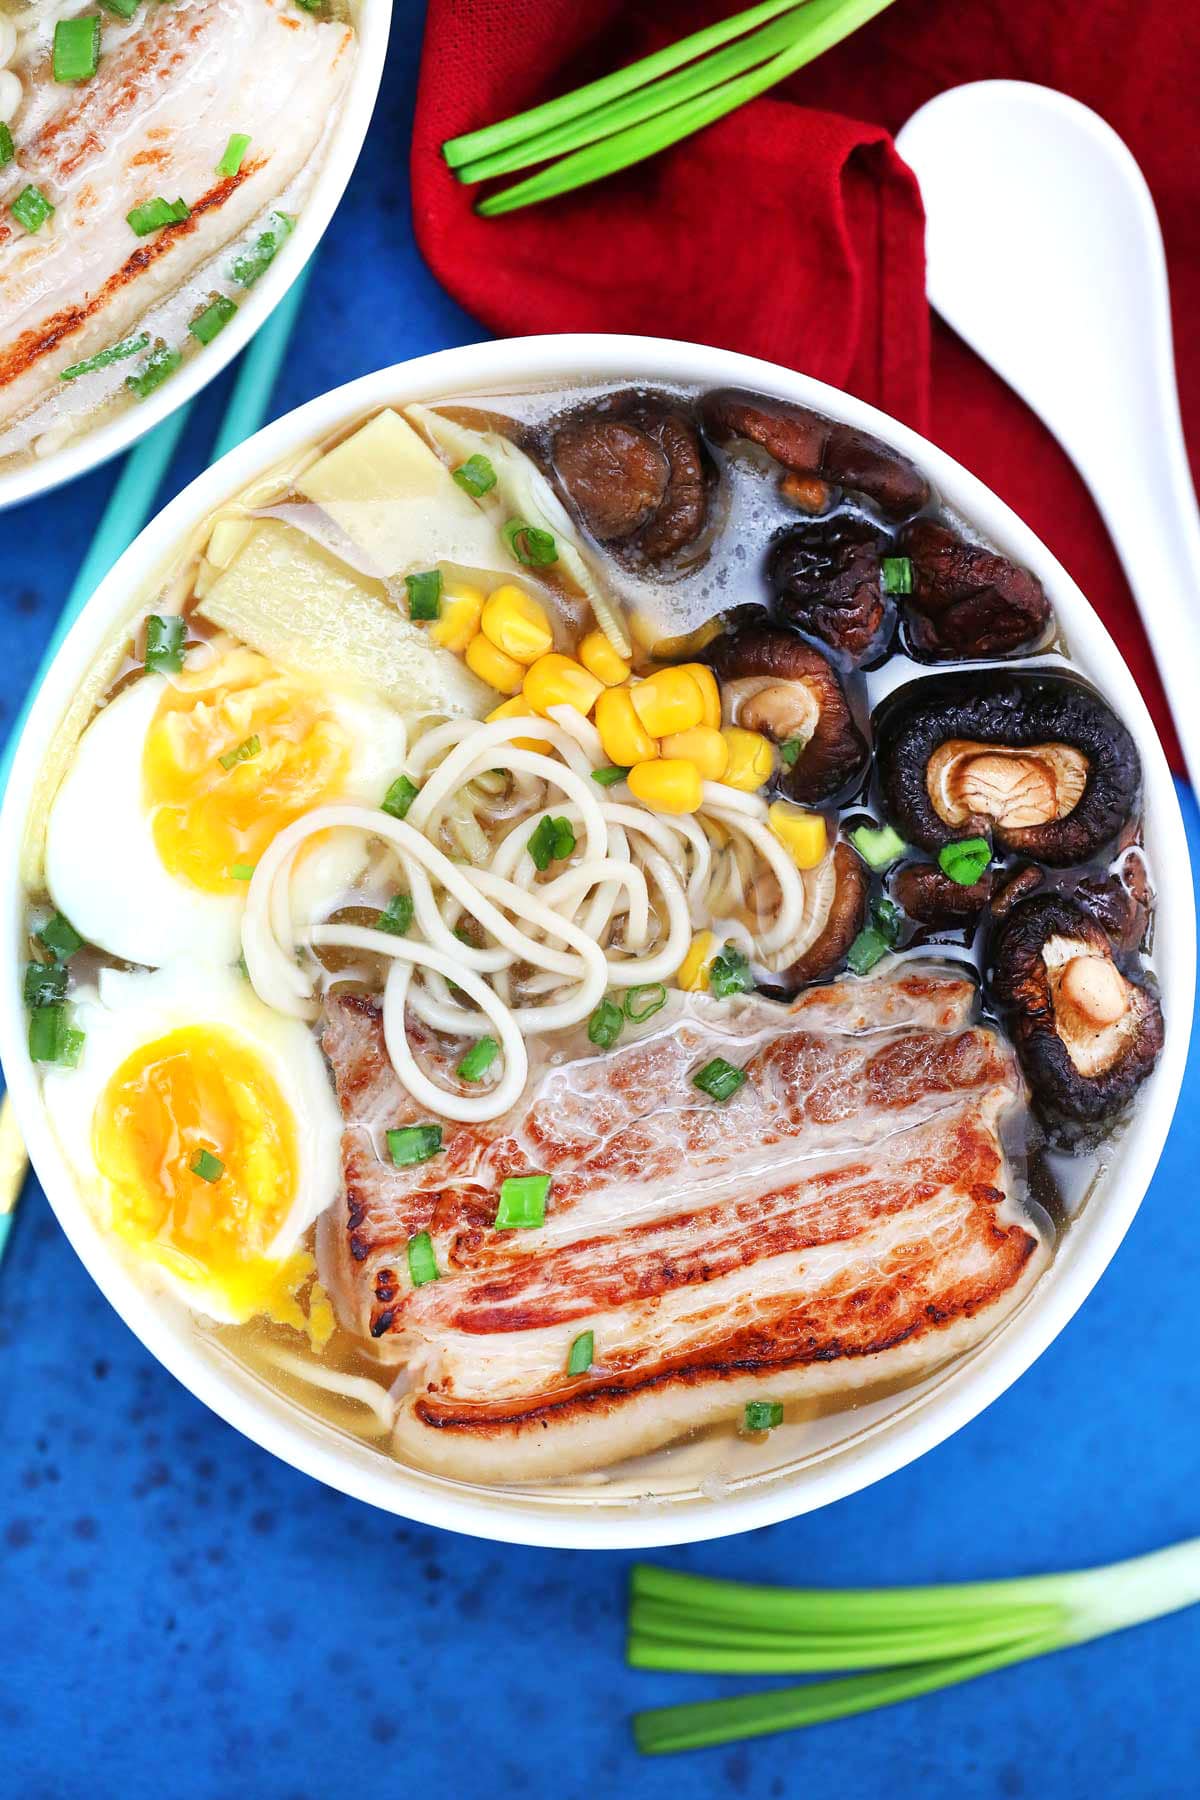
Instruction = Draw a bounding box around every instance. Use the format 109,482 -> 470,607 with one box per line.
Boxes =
44,635 -> 409,968
42,961 -> 343,1331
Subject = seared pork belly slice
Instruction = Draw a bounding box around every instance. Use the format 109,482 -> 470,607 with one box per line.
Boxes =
0,0 -> 354,436
319,971 -> 1048,1482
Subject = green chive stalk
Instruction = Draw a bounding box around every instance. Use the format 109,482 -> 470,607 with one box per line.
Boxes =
629,1539 -> 1200,1753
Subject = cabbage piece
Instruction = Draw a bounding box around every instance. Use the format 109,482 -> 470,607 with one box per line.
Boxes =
405,404 -> 632,657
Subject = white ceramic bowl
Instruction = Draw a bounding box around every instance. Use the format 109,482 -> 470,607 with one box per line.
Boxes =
1,335 -> 1192,1548
0,1 -> 392,513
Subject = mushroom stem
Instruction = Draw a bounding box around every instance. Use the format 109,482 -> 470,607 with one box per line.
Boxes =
1058,954 -> 1129,1028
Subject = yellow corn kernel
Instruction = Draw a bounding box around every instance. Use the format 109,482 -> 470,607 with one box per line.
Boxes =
678,662 -> 721,729
522,652 -> 605,718
720,727 -> 774,792
465,631 -> 525,695
676,930 -> 716,992
578,629 -> 631,687
660,724 -> 728,782
595,686 -> 657,767
630,667 -> 705,737
631,612 -> 725,659
480,584 -> 554,665
431,583 -> 485,653
486,697 -> 553,756
627,757 -> 703,816
768,801 -> 828,869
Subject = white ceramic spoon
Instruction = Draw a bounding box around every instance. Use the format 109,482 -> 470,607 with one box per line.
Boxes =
896,80 -> 1200,789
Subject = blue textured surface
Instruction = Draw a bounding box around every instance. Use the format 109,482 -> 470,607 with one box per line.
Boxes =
2,12 -> 1199,1797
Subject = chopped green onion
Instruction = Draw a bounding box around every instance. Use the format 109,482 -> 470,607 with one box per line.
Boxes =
377,893 -> 414,936
693,1057 -> 746,1103
98,0 -> 139,16
873,897 -> 902,946
406,1229 -> 440,1285
849,822 -> 907,870
591,765 -> 630,787
236,953 -> 249,980
743,1399 -> 784,1432
457,1036 -> 499,1082
189,1148 -> 224,1183
389,1125 -> 444,1168
938,836 -> 992,887
144,613 -> 186,674
709,944 -> 753,999
216,133 -> 251,178
502,519 -> 558,566
61,332 -> 150,382
37,912 -> 84,961
881,554 -> 913,595
847,927 -> 889,975
24,962 -> 68,1009
624,983 -> 667,1023
53,16 -> 101,84
382,774 -> 419,819
126,195 -> 190,237
567,1330 -> 595,1376
452,453 -> 497,497
293,0 -> 324,9
188,294 -> 237,346
779,738 -> 803,768
495,1172 -> 551,1230
28,1004 -> 83,1066
0,123 -> 15,168
125,342 -> 182,399
405,569 -> 443,620
11,185 -> 54,234
218,733 -> 260,771
231,211 -> 293,287
229,863 -> 255,882
527,814 -> 576,871
588,997 -> 624,1050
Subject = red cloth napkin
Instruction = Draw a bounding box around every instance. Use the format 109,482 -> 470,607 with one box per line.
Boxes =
412,0 -> 1200,771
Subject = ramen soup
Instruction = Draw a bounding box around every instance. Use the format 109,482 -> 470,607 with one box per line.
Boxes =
0,0 -> 357,470
19,382 -> 1165,1489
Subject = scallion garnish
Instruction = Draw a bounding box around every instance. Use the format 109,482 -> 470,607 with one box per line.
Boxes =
216,133 -> 251,178
377,892 -> 414,936
98,0 -> 138,15
624,983 -> 666,1023
494,1172 -> 551,1230
779,738 -> 803,767
591,765 -> 630,787
567,1330 -> 595,1376
144,613 -> 186,674
52,16 -> 101,84
126,195 -> 190,237
849,822 -> 907,870
404,569 -> 443,620
406,1229 -> 440,1285
847,921 -> 891,975
742,1399 -> 783,1432
189,1148 -> 224,1183
457,1036 -> 499,1082
24,961 -> 68,1009
11,185 -> 54,234
527,814 -> 576,871
502,518 -> 558,566
230,863 -> 255,882
692,1057 -> 746,1103
708,944 -> 753,998
873,897 -> 901,945
36,912 -> 83,961
188,294 -> 237,346
452,453 -> 497,497
389,1125 -> 443,1168
231,211 -> 294,287
218,734 -> 260,771
938,836 -> 992,887
61,332 -> 150,382
881,554 -> 914,595
382,774 -> 419,820
125,342 -> 182,399
587,998 -> 624,1050
28,1004 -> 84,1066
0,123 -> 14,168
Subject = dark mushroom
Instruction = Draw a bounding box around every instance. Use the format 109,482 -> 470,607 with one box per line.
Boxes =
702,387 -> 930,520
900,519 -> 1052,660
550,395 -> 712,564
892,862 -> 993,927
708,624 -> 869,805
1073,852 -> 1152,954
760,841 -> 869,991
766,513 -> 893,664
989,865 -> 1045,919
874,671 -> 1139,867
989,894 -> 1163,1127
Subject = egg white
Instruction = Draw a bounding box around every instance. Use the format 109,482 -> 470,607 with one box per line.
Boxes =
41,961 -> 344,1323
44,665 -> 410,968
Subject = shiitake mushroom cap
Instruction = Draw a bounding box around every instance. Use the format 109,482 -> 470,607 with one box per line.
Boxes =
549,392 -> 713,565
892,862 -> 993,928
873,671 -> 1140,867
900,519 -> 1053,661
988,893 -> 1163,1127
708,624 -> 869,806
766,512 -> 894,665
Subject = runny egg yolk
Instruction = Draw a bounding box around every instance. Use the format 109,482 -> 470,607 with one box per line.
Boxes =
143,646 -> 351,893
92,1024 -> 317,1329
